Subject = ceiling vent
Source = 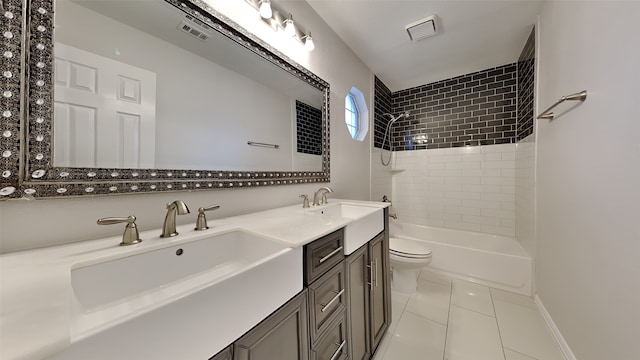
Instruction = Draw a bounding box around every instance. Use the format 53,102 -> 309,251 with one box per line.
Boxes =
178,16 -> 212,41
405,15 -> 438,42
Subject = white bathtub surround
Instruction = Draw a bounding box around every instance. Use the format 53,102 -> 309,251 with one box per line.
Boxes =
515,134 -> 537,258
391,143 -> 516,237
371,147 -> 393,202
373,272 -> 564,360
390,222 -> 532,295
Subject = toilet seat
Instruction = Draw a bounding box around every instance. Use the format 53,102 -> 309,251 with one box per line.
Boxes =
390,237 -> 431,259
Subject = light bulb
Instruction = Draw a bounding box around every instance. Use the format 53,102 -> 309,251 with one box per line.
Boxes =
284,15 -> 296,37
259,0 -> 272,19
304,33 -> 315,51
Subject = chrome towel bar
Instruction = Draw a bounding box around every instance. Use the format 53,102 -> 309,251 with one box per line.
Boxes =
537,90 -> 587,120
247,141 -> 280,149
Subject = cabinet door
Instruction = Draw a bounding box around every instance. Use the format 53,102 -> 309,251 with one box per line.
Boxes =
209,346 -> 232,360
345,244 -> 370,360
234,290 -> 309,360
369,232 -> 390,352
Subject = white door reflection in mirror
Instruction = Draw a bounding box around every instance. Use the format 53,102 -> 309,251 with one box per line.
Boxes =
54,42 -> 157,169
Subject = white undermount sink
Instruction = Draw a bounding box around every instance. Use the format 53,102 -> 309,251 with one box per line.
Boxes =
308,202 -> 384,255
307,202 -> 379,219
71,230 -> 288,312
63,229 -> 302,359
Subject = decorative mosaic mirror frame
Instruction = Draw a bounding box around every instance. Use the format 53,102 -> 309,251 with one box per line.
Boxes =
0,0 -> 330,199
0,0 -> 25,198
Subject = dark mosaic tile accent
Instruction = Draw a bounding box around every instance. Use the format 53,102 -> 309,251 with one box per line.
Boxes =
517,27 -> 535,142
377,64 -> 517,151
374,76 -> 393,150
296,100 -> 322,155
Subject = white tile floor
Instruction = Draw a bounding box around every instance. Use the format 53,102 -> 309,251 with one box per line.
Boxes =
372,270 -> 565,360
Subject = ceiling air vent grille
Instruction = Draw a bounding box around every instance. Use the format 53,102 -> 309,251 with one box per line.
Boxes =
405,15 -> 439,42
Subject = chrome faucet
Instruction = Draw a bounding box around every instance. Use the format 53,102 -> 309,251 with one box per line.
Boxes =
97,215 -> 142,246
312,186 -> 333,206
194,204 -> 221,231
160,200 -> 190,238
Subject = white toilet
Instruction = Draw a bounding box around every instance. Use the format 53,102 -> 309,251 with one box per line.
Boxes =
389,237 -> 432,293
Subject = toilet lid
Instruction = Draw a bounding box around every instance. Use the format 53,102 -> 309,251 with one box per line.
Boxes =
390,237 -> 431,258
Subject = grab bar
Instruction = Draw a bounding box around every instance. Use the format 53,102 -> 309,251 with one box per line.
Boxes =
537,90 -> 587,120
247,141 -> 279,149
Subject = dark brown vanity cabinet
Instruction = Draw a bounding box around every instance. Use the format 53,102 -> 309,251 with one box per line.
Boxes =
218,224 -> 389,360
345,229 -> 391,360
233,290 -> 309,360
305,229 -> 348,360
209,346 -> 232,360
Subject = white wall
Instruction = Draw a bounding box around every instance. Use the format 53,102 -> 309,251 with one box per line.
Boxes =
536,2 -> 640,359
389,144 -> 516,236
0,1 -> 373,253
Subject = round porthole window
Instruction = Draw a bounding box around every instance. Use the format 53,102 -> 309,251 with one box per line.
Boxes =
344,86 -> 369,141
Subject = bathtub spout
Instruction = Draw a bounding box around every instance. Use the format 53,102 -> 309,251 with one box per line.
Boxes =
389,213 -> 398,220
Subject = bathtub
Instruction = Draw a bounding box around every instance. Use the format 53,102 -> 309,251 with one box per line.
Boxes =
390,222 -> 533,296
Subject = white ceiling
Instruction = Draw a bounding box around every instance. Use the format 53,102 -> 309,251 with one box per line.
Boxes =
306,0 -> 543,92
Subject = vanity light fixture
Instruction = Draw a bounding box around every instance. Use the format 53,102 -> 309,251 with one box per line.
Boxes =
283,14 -> 296,36
304,32 -> 315,51
244,0 -> 315,51
259,0 -> 272,19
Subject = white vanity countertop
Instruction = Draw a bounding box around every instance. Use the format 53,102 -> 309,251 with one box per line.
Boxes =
0,199 -> 389,360
225,199 -> 389,246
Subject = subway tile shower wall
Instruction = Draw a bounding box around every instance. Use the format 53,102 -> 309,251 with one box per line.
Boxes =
375,64 -> 518,151
296,100 -> 323,155
516,27 -> 536,141
374,76 -> 394,150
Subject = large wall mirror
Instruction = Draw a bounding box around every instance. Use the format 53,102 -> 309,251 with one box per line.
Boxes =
0,0 -> 330,199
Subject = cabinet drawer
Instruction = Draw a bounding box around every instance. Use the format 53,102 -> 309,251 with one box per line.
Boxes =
304,229 -> 344,285
310,314 -> 348,360
308,262 -> 346,342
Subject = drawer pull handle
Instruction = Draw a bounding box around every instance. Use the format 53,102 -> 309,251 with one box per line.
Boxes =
373,258 -> 379,288
321,289 -> 345,312
319,246 -> 343,264
367,263 -> 374,290
330,340 -> 346,360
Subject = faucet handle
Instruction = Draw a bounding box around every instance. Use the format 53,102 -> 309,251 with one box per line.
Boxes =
299,194 -> 310,208
195,205 -> 221,231
97,215 -> 141,246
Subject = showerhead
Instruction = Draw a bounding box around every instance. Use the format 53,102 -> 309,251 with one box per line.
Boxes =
383,111 -> 411,124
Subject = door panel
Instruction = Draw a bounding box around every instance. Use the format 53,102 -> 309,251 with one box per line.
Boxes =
53,42 -> 156,168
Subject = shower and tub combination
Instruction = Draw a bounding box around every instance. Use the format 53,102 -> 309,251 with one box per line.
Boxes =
380,112 -> 533,296
389,221 -> 532,296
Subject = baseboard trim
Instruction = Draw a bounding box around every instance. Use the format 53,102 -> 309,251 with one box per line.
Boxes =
534,295 -> 577,360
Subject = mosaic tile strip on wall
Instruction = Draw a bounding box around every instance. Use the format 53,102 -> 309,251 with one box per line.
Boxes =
296,100 -> 322,155
517,27 -> 535,141
374,64 -> 518,150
